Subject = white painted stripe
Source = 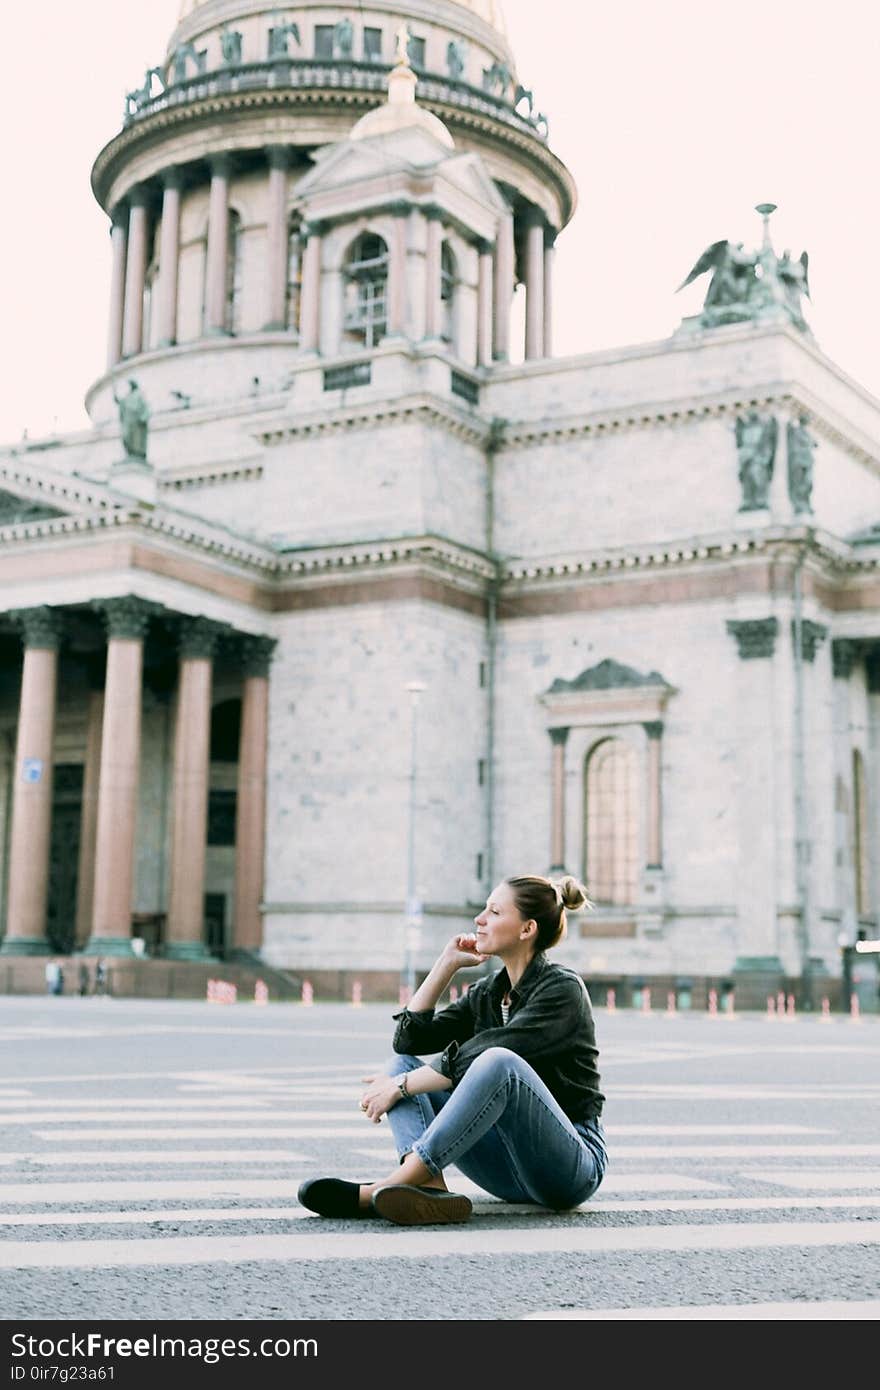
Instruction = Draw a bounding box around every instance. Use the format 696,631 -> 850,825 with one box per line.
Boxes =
522,1301 -> 880,1320
35,1126 -> 373,1140
742,1170 -> 880,1191
601,1125 -> 832,1136
3,1113 -> 360,1129
0,1099 -> 277,1112
610,1085 -> 880,1100
0,1091 -> 30,1098
349,1162 -> 728,1193
353,1141 -> 880,1159
0,1064 -> 386,1086
1,1220 -> 878,1270
0,1179 -> 313,1204
4,1195 -> 879,1229
0,1150 -> 310,1166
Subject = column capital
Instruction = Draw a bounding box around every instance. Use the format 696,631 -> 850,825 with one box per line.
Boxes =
110,204 -> 128,232
128,185 -> 150,210
238,634 -> 277,678
424,205 -> 444,223
524,204 -> 545,229
301,219 -> 326,241
9,606 -> 63,651
92,595 -> 161,641
389,199 -> 411,219
267,144 -> 293,171
792,618 -> 828,663
178,615 -> 230,660
209,153 -> 233,179
726,617 -> 778,660
162,166 -> 185,192
548,726 -> 569,746
831,638 -> 861,680
475,237 -> 493,256
643,721 -> 663,740
544,226 -> 558,248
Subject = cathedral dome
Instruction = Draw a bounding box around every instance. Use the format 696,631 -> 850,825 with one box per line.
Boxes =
178,0 -> 506,25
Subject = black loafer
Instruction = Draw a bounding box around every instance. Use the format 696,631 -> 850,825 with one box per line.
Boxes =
371,1184 -> 473,1226
297,1177 -> 368,1218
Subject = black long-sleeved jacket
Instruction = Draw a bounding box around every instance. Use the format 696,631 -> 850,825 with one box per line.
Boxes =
392,951 -> 604,1123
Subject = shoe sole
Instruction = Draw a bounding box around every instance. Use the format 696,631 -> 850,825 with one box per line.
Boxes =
372,1186 -> 472,1226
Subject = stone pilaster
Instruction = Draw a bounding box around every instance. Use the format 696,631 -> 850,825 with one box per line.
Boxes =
122,189 -> 149,357
387,204 -> 409,337
643,721 -> 663,869
548,726 -> 569,873
424,209 -> 443,341
298,222 -> 323,352
205,154 -> 232,335
0,608 -> 63,954
157,169 -> 183,346
265,147 -> 292,330
493,205 -> 514,361
106,209 -> 128,370
85,597 -> 157,956
231,635 -> 277,958
476,239 -> 493,368
543,229 -> 556,358
165,618 -> 228,959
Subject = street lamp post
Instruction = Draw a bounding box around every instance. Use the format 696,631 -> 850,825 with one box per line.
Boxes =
403,681 -> 426,999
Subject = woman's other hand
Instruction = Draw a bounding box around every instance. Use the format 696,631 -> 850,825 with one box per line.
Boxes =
358,1075 -> 401,1122
440,933 -> 491,972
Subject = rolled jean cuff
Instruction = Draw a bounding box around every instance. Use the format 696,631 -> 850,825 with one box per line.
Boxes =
411,1139 -> 442,1178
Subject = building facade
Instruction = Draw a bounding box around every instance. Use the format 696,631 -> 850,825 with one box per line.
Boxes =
1,0 -> 880,1006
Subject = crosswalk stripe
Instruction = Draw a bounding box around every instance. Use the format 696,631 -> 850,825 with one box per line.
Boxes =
521,1300 -> 880,1320
1,1220 -> 878,1270
346,1166 -> 728,1193
0,1179 -> 317,1204
352,1140 -> 880,1159
741,1170 -> 880,1190
0,1150 -> 310,1166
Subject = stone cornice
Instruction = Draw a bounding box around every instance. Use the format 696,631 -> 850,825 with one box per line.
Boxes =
256,392 -> 490,447
92,83 -> 574,224
276,534 -> 497,585
0,461 -> 115,516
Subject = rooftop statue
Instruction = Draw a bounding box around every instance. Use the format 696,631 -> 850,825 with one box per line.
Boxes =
113,380 -> 150,462
678,204 -> 811,333
268,21 -> 301,59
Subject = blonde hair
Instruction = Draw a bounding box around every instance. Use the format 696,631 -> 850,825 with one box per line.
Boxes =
505,874 -> 592,951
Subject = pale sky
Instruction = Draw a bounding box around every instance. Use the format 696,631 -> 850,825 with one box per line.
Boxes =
1,0 -> 879,444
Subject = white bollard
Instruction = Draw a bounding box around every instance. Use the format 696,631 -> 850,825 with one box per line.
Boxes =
666,990 -> 676,1017
606,988 -> 616,1013
351,980 -> 362,1008
708,988 -> 718,1017
850,992 -> 861,1023
766,995 -> 776,1020
302,979 -> 314,1007
254,979 -> 268,1006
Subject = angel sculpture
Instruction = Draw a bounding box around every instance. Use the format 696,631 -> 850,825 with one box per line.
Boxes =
776,249 -> 811,330
735,412 -> 777,511
677,240 -> 758,323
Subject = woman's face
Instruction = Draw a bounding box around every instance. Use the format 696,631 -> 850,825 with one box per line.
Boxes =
473,882 -> 532,956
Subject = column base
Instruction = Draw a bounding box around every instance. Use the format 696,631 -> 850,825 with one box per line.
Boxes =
82,937 -> 136,957
162,941 -> 217,961
0,937 -> 52,956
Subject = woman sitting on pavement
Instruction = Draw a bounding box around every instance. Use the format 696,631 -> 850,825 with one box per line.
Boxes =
297,873 -> 607,1226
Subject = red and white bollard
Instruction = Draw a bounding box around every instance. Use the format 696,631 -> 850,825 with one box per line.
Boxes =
301,979 -> 314,1007
606,988 -> 616,1013
820,996 -> 831,1022
254,979 -> 268,1006
777,990 -> 786,1016
786,993 -> 796,1018
850,992 -> 861,1023
766,995 -> 776,1019
666,990 -> 676,1017
641,987 -> 651,1015
351,980 -> 362,1008
206,979 -> 216,1003
708,988 -> 718,1017
724,990 -> 735,1019
449,985 -> 459,1003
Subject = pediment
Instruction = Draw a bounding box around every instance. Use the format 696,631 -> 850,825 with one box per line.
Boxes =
540,659 -> 675,730
0,486 -> 66,526
297,127 -> 454,199
547,659 -> 672,694
437,153 -> 510,214
0,460 -> 121,529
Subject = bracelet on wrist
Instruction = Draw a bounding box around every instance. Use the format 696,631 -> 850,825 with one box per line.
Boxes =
397,1074 -> 410,1100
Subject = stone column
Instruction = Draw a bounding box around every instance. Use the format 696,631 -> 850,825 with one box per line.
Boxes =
122,189 -> 150,357
524,212 -> 545,360
204,154 -> 232,335
264,146 -> 292,330
0,608 -> 63,955
424,209 -> 443,340
87,598 -> 154,956
232,636 -> 277,957
106,209 -> 128,370
644,722 -> 663,868
543,229 -> 556,358
549,727 -> 569,873
493,206 -> 514,362
726,617 -> 784,1002
157,169 -> 183,347
477,239 -> 494,368
74,676 -> 105,950
387,204 -> 409,336
298,222 -> 323,352
165,618 -> 225,959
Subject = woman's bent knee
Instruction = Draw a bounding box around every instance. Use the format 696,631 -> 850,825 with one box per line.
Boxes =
384,1054 -> 418,1076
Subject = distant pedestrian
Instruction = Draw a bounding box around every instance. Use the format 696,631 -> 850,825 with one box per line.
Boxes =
95,959 -> 107,996
45,959 -> 61,996
79,962 -> 90,997
298,874 -> 607,1225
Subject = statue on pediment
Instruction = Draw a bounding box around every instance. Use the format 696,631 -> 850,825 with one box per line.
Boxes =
678,205 -> 811,333
113,380 -> 151,461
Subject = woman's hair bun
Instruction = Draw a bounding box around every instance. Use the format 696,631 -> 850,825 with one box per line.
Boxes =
557,876 -> 590,912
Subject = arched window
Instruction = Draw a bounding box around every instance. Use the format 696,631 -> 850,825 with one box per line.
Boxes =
584,738 -> 639,905
440,241 -> 456,345
286,217 -> 303,333
853,748 -> 870,916
343,232 -> 388,349
225,209 -> 243,334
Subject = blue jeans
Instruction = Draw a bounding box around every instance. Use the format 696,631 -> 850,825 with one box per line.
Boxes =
385,1047 -> 607,1211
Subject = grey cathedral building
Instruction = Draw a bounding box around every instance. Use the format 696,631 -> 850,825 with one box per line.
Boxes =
1,0 -> 879,1011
